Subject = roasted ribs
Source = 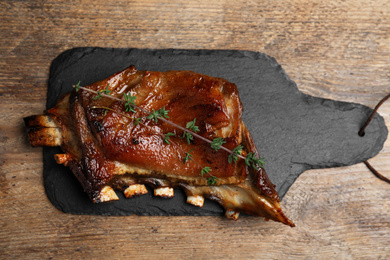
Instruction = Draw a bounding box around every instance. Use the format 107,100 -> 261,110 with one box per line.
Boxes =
24,65 -> 294,227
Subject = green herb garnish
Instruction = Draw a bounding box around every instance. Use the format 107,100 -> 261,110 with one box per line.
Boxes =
245,152 -> 264,170
210,137 -> 226,151
183,149 -> 194,163
228,145 -> 243,164
103,84 -> 111,95
181,118 -> 199,144
93,90 -> 103,100
207,176 -> 219,185
75,81 -> 81,92
124,92 -> 136,113
201,166 -> 212,177
133,117 -> 142,126
186,118 -> 199,132
147,107 -> 170,123
163,132 -> 176,144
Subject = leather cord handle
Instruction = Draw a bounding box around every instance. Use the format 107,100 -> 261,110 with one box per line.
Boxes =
359,93 -> 390,183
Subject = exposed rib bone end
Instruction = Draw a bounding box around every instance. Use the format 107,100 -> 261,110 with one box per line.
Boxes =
225,210 -> 240,220
186,195 -> 204,207
54,153 -> 72,165
154,187 -> 174,198
27,127 -> 62,147
124,184 -> 148,198
98,186 -> 119,202
24,115 -> 62,147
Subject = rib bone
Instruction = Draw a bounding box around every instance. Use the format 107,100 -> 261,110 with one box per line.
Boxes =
186,195 -> 205,207
24,115 -> 63,147
98,186 -> 119,202
225,210 -> 240,220
154,187 -> 174,198
124,184 -> 148,198
54,153 -> 72,165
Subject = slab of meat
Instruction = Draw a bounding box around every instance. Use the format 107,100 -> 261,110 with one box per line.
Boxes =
24,65 -> 294,226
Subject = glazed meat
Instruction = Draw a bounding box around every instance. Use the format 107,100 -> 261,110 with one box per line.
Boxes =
25,66 -> 294,226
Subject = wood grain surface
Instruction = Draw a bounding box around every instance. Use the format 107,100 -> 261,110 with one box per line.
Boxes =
1,0 -> 389,259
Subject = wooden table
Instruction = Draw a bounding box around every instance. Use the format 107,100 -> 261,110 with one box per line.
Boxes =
1,1 -> 389,258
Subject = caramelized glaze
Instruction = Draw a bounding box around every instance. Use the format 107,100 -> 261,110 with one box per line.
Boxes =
25,66 -> 294,226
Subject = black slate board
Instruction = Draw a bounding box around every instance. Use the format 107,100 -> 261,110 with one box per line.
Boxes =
44,48 -> 388,216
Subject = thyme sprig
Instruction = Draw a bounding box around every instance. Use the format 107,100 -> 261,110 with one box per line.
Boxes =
103,84 -> 111,95
75,81 -> 81,92
91,106 -> 137,122
133,117 -> 143,126
207,176 -> 219,185
210,137 -> 226,151
93,90 -> 103,100
183,149 -> 194,163
201,166 -> 212,177
182,119 -> 200,144
163,132 -> 176,144
228,145 -> 243,164
147,107 -> 170,123
124,92 -> 136,113
93,84 -> 111,100
185,118 -> 199,132
245,152 -> 265,170
74,84 -> 264,176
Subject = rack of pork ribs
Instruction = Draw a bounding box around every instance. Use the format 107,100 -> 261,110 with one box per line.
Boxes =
25,66 -> 294,227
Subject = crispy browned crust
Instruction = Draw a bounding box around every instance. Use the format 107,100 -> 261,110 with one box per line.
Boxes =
24,66 -> 294,227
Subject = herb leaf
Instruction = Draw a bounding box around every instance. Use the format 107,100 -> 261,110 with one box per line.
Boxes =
124,92 -> 136,113
157,107 -> 170,119
181,118 -> 200,144
146,109 -> 159,122
163,132 -> 176,144
201,166 -> 212,177
186,118 -> 199,132
207,176 -> 219,185
133,117 -> 142,126
211,137 -> 226,151
75,81 -> 81,92
181,132 -> 193,144
228,145 -> 243,164
102,84 -> 111,95
146,107 -> 170,123
245,152 -> 264,170
93,90 -> 103,100
183,149 -> 194,164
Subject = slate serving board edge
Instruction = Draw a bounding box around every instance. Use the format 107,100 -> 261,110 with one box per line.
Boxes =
42,47 -> 388,216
